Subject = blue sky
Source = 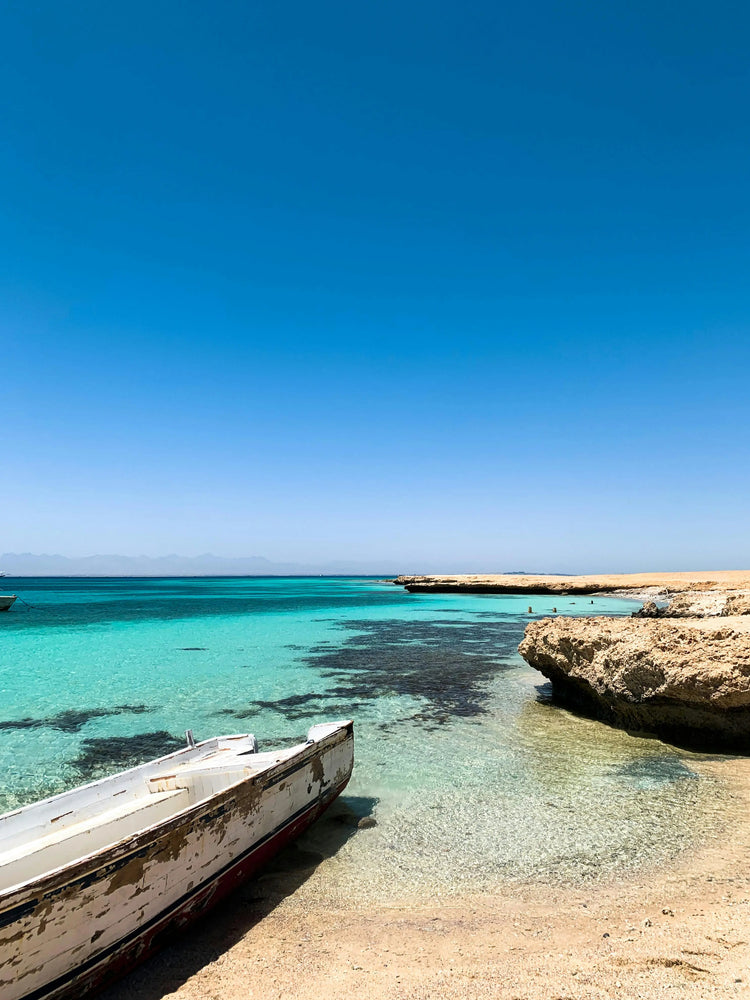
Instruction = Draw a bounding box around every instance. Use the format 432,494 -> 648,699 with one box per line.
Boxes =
2,1 -> 749,572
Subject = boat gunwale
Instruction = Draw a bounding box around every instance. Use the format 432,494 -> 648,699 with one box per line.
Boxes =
0,722 -> 353,906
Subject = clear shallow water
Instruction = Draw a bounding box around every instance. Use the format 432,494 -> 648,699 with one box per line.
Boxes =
0,577 -> 727,895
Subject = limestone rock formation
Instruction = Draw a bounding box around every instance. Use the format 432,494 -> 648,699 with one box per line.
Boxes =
631,591 -> 750,618
631,601 -> 662,618
518,616 -> 750,750
725,594 -> 750,616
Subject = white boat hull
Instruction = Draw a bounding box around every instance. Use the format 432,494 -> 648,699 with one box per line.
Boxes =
0,721 -> 354,1000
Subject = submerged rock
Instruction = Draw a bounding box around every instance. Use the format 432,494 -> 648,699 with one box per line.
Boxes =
518,616 -> 750,751
631,601 -> 663,618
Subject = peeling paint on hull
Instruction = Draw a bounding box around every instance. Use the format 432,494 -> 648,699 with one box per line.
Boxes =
0,723 -> 354,1000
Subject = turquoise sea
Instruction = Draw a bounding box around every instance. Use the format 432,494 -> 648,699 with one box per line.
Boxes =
0,577 -> 728,897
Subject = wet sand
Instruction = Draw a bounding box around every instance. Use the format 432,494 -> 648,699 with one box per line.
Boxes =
103,756 -> 750,1000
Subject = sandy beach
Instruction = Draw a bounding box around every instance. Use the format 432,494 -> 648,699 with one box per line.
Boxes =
99,757 -> 750,1000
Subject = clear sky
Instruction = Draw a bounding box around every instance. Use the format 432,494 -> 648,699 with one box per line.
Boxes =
2,1 -> 749,572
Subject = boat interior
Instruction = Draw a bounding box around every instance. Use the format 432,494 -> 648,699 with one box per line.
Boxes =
0,734 -> 306,893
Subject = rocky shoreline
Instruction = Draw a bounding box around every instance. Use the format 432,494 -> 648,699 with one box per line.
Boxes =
519,614 -> 750,751
396,572 -> 750,750
394,570 -> 750,596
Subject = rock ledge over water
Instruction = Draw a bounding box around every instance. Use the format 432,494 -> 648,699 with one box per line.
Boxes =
519,616 -> 750,750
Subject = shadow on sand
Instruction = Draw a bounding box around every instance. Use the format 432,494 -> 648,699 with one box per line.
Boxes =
99,795 -> 377,1000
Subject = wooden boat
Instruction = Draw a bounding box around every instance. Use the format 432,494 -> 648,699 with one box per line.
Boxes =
0,720 -> 354,1000
0,596 -> 16,612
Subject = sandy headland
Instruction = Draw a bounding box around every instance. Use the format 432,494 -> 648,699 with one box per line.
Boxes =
395,569 -> 750,597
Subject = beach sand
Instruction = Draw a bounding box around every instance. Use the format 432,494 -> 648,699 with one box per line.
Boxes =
102,755 -> 750,1000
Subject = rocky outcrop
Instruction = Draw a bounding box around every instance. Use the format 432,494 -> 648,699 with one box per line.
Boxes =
519,616 -> 750,750
631,591 -> 750,619
725,594 -> 750,616
631,601 -> 663,618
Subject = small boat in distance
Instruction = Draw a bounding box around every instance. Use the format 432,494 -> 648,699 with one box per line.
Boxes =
0,720 -> 354,1000
0,596 -> 16,612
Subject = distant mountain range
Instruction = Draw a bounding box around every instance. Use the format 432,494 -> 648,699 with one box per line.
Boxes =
0,552 -> 401,578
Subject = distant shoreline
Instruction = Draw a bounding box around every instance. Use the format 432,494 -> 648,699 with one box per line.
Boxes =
394,569 -> 750,595
0,573 -> 391,580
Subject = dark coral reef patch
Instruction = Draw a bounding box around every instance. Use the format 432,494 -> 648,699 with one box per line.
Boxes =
223,616 -> 523,731
0,705 -> 152,733
72,731 -> 185,777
